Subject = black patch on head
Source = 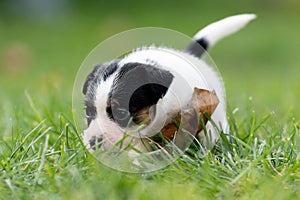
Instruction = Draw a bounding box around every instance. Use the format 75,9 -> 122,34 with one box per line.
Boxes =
184,38 -> 209,57
83,60 -> 119,95
107,62 -> 174,127
83,60 -> 120,126
103,63 -> 119,81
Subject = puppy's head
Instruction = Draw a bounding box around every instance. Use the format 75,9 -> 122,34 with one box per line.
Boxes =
83,60 -> 174,151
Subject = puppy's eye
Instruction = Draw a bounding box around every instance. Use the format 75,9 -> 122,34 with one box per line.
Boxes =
114,108 -> 130,121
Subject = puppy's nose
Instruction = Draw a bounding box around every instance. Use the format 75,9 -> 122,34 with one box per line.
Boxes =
89,136 -> 103,151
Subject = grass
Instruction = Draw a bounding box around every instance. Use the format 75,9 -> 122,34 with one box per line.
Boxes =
1,90 -> 299,199
1,1 -> 300,199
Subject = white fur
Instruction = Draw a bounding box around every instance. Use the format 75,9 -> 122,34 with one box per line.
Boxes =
194,14 -> 256,46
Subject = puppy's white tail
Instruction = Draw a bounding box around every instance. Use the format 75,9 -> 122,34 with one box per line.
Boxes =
185,14 -> 256,57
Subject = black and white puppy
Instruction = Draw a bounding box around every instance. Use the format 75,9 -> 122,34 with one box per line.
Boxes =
82,14 -> 256,153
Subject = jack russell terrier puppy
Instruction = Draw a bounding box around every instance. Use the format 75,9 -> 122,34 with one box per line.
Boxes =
82,14 -> 256,154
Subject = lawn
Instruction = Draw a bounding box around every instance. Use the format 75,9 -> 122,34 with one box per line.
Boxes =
1,1 -> 300,199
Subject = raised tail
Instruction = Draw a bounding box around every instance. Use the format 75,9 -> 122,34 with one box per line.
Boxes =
185,14 -> 256,57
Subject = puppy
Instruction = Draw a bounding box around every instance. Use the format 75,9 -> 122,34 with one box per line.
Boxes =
82,14 -> 256,153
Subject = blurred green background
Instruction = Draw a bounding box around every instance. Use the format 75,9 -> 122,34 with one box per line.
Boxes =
0,0 -> 300,119
1,1 -> 300,199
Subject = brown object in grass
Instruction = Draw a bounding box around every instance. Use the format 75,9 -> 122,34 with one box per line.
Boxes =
160,88 -> 220,140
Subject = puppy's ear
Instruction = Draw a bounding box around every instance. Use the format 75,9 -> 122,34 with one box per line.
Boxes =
134,63 -> 174,105
83,60 -> 119,95
111,63 -> 174,114
129,63 -> 174,114
83,65 -> 100,95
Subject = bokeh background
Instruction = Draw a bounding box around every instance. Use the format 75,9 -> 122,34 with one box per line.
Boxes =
1,1 -> 300,198
0,0 -> 300,125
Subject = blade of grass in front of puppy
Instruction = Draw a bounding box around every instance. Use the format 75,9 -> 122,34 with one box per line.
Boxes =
204,112 -> 232,151
122,137 -> 138,152
113,133 -> 131,150
199,113 -> 211,146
